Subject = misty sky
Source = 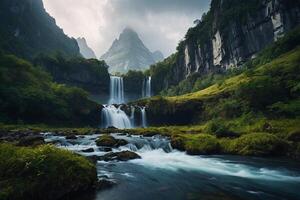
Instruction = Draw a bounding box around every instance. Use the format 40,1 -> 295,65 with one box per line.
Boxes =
43,0 -> 211,57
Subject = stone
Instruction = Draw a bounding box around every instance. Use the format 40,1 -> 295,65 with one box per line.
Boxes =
81,148 -> 94,153
17,135 -> 45,146
98,151 -> 141,162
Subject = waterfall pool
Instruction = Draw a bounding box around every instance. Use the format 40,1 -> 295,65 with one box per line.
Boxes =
44,133 -> 300,200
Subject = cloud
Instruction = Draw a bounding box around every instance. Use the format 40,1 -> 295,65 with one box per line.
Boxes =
43,0 -> 210,57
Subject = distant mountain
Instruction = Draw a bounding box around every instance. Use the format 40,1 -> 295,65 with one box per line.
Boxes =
77,37 -> 97,59
0,0 -> 80,60
152,50 -> 164,63
101,28 -> 164,73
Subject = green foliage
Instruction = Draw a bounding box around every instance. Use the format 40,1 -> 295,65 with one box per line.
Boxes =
268,100 -> 300,117
0,53 -> 99,126
205,119 -> 237,138
0,144 -> 97,200
149,54 -> 177,94
232,133 -> 287,156
123,70 -> 145,93
34,54 -> 110,93
181,134 -> 220,155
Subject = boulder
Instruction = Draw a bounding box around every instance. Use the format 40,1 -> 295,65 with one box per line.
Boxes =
95,135 -> 128,147
98,151 -> 141,162
81,148 -> 94,153
66,135 -> 77,140
98,147 -> 112,152
96,135 -> 118,147
17,135 -> 45,146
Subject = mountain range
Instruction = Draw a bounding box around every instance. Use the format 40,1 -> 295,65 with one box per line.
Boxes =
101,28 -> 164,73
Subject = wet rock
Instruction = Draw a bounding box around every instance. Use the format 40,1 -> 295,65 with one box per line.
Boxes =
107,126 -> 118,130
98,147 -> 112,152
66,135 -> 77,140
95,135 -> 128,147
96,135 -> 118,147
17,135 -> 45,146
96,179 -> 116,190
116,139 -> 128,147
98,151 -> 141,162
81,148 -> 94,153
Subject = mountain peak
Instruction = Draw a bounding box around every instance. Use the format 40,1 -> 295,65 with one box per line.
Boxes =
76,37 -> 97,59
101,28 -> 163,73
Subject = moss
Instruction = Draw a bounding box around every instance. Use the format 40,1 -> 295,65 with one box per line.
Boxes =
95,135 -> 117,147
0,144 -> 97,200
231,133 -> 287,156
184,134 -> 220,155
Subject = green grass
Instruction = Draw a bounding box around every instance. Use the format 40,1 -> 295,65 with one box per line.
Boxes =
0,144 -> 97,200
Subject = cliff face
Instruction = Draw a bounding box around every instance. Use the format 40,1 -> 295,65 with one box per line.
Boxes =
0,0 -> 80,59
156,0 -> 300,90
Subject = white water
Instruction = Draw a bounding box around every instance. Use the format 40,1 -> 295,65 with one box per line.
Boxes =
140,107 -> 147,127
109,76 -> 124,104
101,105 -> 132,129
142,76 -> 152,98
131,149 -> 300,182
130,106 -> 135,127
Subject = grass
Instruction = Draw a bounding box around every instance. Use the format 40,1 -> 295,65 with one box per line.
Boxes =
0,144 -> 97,200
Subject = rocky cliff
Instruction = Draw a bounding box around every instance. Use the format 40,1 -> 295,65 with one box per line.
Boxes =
77,37 -> 97,59
152,0 -> 300,92
101,28 -> 164,74
0,0 -> 80,60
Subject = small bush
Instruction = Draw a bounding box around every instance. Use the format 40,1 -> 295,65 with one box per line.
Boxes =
184,134 -> 220,155
232,133 -> 287,156
205,120 -> 237,138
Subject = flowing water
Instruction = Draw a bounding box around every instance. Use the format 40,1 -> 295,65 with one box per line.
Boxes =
101,105 -> 132,129
43,133 -> 300,200
109,76 -> 124,104
142,76 -> 152,98
140,107 -> 147,128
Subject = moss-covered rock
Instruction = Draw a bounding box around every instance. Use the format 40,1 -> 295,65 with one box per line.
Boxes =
184,134 -> 220,155
0,144 -> 97,200
95,135 -> 118,147
232,133 -> 287,156
286,129 -> 300,142
95,135 -> 128,147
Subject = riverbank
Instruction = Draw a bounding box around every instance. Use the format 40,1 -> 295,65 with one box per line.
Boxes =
1,116 -> 299,159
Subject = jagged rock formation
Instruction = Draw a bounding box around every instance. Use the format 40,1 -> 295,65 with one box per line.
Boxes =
101,28 -> 164,73
151,0 -> 300,93
0,0 -> 80,60
77,37 -> 97,59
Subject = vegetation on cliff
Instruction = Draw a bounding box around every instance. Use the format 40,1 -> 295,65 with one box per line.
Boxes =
0,52 -> 100,126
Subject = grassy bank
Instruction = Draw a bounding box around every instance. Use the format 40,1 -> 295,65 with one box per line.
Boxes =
0,143 -> 97,200
124,117 -> 300,158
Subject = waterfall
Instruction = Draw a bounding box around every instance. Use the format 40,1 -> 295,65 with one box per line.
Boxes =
101,105 -> 132,129
142,77 -> 152,98
140,107 -> 147,128
109,76 -> 124,104
130,106 -> 135,127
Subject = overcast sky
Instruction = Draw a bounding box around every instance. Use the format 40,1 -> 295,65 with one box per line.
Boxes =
43,0 -> 211,57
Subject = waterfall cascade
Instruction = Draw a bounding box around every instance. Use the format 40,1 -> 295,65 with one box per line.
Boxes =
101,75 -> 149,129
109,76 -> 124,104
141,107 -> 147,128
142,77 -> 152,98
101,105 -> 132,129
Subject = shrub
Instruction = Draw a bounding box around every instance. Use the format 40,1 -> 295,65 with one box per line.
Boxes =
205,120 -> 237,138
0,144 -> 97,200
184,134 -> 220,155
232,133 -> 287,156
